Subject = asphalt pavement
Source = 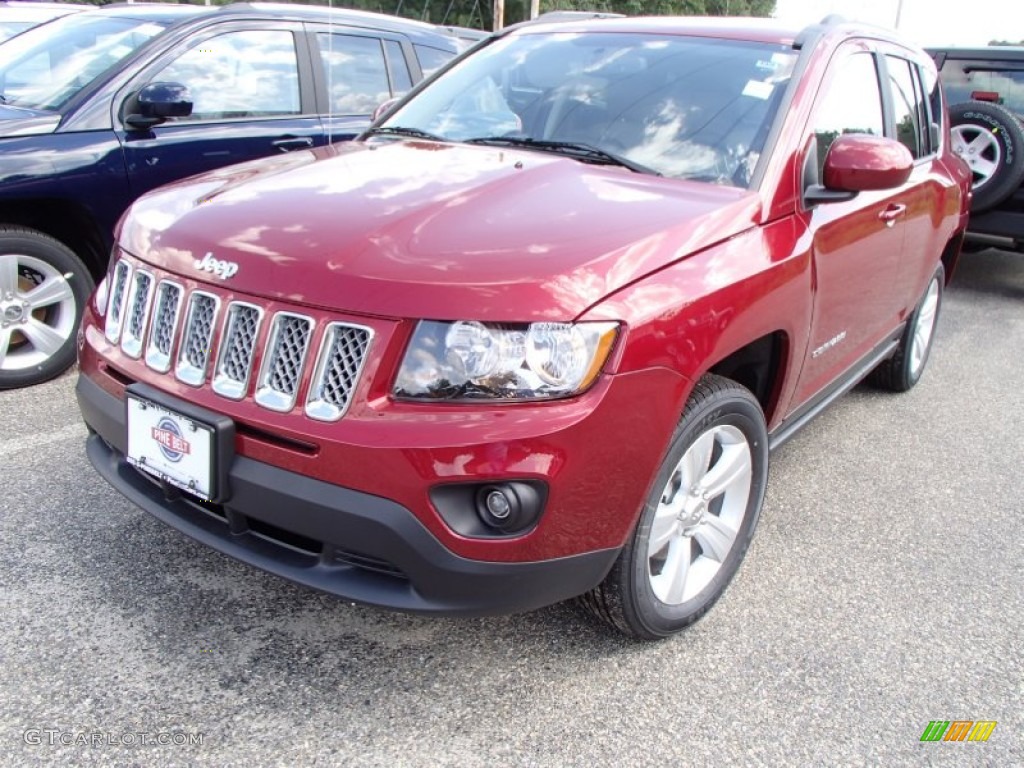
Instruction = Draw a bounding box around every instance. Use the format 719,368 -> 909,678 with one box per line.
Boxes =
1,248 -> 1021,767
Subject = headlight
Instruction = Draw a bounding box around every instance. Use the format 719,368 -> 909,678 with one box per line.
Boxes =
394,320 -> 619,401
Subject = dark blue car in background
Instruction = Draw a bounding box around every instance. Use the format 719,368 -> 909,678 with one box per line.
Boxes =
0,2 -> 479,388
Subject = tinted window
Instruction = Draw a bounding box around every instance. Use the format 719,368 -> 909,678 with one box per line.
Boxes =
317,33 -> 391,114
940,60 -> 1024,116
413,44 -> 452,77
811,53 -> 884,178
887,56 -> 926,158
154,30 -> 300,121
389,34 -> 798,186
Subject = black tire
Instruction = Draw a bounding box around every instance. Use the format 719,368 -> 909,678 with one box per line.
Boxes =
579,374 -> 769,640
949,101 -> 1024,213
869,264 -> 944,393
0,227 -> 94,390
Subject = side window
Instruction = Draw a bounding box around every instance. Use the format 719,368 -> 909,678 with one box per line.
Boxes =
383,40 -> 412,94
152,30 -> 300,121
886,56 -> 926,158
413,44 -> 453,78
317,33 -> 391,115
810,52 -> 884,180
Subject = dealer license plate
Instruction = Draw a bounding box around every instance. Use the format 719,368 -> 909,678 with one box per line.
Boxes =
126,394 -> 216,500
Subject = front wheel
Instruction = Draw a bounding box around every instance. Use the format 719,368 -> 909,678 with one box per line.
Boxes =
580,375 -> 769,640
0,227 -> 94,390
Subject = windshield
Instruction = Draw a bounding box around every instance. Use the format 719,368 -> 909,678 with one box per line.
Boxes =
0,14 -> 167,111
381,31 -> 797,186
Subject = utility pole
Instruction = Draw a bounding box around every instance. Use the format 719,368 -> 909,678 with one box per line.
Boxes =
894,0 -> 904,29
530,0 -> 540,19
493,0 -> 504,31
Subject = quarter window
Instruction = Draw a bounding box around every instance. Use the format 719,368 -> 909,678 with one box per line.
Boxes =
317,33 -> 391,115
152,30 -> 301,121
811,52 -> 884,178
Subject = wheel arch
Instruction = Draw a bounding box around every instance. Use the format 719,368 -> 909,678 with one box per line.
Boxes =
0,199 -> 109,278
704,331 -> 789,427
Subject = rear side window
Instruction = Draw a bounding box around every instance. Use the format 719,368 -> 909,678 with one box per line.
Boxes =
153,30 -> 301,121
940,60 -> 1024,116
810,52 -> 884,179
317,33 -> 391,114
413,44 -> 452,77
886,56 -> 930,158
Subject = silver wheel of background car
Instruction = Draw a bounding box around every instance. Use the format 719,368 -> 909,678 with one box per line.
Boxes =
0,253 -> 78,372
647,424 -> 753,605
951,124 -> 1001,191
909,275 -> 940,379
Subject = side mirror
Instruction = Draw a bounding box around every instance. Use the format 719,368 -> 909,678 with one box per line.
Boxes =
122,82 -> 192,130
805,134 -> 913,205
372,97 -> 401,123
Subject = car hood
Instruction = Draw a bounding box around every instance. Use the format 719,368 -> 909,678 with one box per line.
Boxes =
120,141 -> 762,322
0,104 -> 59,136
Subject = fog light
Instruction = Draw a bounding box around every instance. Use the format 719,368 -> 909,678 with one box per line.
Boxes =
431,480 -> 547,538
484,489 -> 512,520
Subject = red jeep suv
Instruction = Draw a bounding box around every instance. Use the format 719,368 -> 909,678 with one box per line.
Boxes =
76,15 -> 970,639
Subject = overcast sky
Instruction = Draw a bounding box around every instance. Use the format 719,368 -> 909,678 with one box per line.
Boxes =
773,0 -> 1019,47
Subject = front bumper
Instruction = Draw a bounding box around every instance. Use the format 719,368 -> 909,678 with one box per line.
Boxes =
78,374 -> 621,616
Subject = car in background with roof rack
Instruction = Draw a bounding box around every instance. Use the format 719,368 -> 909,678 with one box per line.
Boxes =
0,1 -> 479,389
929,46 -> 1024,251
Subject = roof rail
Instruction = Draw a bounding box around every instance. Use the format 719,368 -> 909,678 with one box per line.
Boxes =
793,14 -> 849,50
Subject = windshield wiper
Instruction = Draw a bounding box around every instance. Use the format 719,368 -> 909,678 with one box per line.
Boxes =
464,137 -> 661,176
364,126 -> 446,142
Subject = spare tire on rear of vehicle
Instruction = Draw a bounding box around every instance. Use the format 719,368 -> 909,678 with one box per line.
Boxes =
949,101 -> 1024,212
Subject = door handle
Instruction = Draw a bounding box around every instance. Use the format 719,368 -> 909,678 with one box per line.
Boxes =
272,136 -> 314,152
878,203 -> 907,226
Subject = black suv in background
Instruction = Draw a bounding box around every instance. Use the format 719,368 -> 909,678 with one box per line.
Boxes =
930,46 -> 1024,250
0,2 -> 479,389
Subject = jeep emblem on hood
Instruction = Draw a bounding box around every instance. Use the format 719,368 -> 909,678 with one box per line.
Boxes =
194,252 -> 239,280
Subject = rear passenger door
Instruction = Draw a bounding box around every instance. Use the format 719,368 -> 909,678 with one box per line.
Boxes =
118,22 -> 325,197
310,27 -> 419,143
878,50 -> 947,308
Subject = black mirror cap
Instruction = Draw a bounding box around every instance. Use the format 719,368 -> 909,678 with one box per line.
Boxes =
123,82 -> 193,130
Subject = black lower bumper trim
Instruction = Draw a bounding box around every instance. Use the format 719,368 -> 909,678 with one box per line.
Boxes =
77,374 -> 619,616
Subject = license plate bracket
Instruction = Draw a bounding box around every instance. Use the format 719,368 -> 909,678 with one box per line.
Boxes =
124,383 -> 235,503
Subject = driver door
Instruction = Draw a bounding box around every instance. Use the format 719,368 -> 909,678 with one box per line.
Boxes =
117,24 -> 324,198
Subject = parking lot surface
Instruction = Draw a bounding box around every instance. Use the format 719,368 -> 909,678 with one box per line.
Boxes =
1,249 -> 1021,766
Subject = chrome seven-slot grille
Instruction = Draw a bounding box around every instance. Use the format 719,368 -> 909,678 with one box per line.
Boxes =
104,259 -> 373,421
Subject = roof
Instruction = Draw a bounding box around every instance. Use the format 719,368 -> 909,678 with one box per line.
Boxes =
505,15 -> 807,46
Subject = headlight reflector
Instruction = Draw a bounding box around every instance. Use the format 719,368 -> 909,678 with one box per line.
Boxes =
394,320 -> 618,401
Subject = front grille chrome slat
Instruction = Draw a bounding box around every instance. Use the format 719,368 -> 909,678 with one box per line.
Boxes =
212,302 -> 263,400
106,258 -> 373,420
104,260 -> 132,344
175,291 -> 220,386
144,281 -> 183,373
119,270 -> 155,359
255,313 -> 314,412
305,323 -> 373,422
